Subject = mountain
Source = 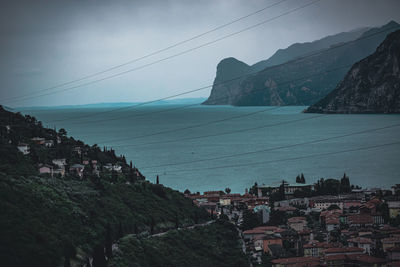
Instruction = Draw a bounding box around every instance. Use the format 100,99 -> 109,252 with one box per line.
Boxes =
251,27 -> 369,72
203,21 -> 399,106
306,29 -> 400,114
0,105 -> 210,267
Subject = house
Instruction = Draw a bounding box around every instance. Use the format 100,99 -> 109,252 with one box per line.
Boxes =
323,247 -> 364,256
382,237 -> 400,252
52,158 -> 66,167
347,214 -> 373,228
348,237 -> 373,255
261,235 -> 283,254
271,256 -> 320,267
31,137 -> 45,145
69,164 -> 85,178
287,216 -> 307,232
44,140 -> 54,147
388,201 -> 400,219
387,247 -> 400,261
313,199 -> 344,211
304,241 -> 333,257
325,254 -> 387,267
257,181 -> 313,198
38,164 -> 53,176
53,167 -> 65,177
17,143 -> 30,155
243,226 -> 280,240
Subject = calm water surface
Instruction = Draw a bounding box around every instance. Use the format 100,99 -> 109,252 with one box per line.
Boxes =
24,105 -> 400,193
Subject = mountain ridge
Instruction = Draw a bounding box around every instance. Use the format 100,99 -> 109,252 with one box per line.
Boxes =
305,29 -> 400,114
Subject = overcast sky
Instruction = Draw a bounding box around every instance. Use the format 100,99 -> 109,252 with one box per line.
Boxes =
1,0 -> 399,107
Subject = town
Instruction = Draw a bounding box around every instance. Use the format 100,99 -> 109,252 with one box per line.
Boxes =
186,178 -> 400,267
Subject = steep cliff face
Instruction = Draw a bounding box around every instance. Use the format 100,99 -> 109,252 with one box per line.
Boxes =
306,30 -> 400,114
203,21 -> 399,106
202,57 -> 251,105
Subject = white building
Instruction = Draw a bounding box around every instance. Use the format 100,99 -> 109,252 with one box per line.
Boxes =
17,143 -> 30,155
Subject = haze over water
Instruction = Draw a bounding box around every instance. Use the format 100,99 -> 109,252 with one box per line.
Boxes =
24,105 -> 400,193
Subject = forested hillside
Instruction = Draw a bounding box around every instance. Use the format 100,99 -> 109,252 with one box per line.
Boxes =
0,105 -> 210,267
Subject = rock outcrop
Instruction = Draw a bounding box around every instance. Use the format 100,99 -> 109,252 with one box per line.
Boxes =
306,29 -> 400,114
203,21 -> 399,106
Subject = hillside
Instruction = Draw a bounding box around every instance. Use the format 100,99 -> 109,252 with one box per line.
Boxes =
203,21 -> 399,106
0,105 -> 210,267
306,30 -> 400,114
109,220 -> 248,267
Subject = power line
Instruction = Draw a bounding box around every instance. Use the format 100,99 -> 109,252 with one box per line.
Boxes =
4,0 -> 321,105
1,0 -> 288,102
76,64 -> 350,144
144,141 -> 400,174
24,22 -> 398,124
139,123 -> 400,169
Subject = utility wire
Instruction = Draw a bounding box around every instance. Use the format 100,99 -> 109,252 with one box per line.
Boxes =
4,0 -> 321,105
78,64 -> 350,144
139,123 -> 400,169
144,141 -> 400,174
1,0 -> 288,102
26,22 -> 398,124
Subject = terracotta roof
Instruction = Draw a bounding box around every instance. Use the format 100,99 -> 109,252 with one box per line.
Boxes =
348,237 -> 373,244
304,241 -> 333,249
387,247 -> 400,252
323,247 -> 364,254
388,261 -> 400,267
288,216 -> 306,223
243,226 -> 280,235
271,256 -> 320,265
348,214 -> 373,224
382,237 -> 400,244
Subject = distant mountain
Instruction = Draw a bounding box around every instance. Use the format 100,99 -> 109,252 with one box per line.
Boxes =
306,29 -> 400,114
203,21 -> 400,106
16,98 -> 207,110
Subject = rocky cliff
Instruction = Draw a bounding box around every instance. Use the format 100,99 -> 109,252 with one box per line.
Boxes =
203,21 -> 399,106
306,29 -> 400,114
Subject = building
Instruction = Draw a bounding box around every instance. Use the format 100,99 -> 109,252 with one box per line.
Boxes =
313,199 -> 344,211
287,216 -> 307,232
304,241 -> 333,257
262,235 -> 283,254
257,181 -> 313,198
38,164 -> 53,176
31,137 -> 45,145
388,201 -> 400,219
44,140 -> 54,147
243,226 -> 280,240
69,164 -> 85,178
253,205 -> 270,224
271,256 -> 320,267
52,158 -> 66,167
382,237 -> 400,252
387,247 -> 400,261
323,247 -> 364,256
17,143 -> 30,155
348,237 -> 373,255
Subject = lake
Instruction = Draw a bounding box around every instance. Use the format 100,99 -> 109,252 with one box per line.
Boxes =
22,105 -> 400,193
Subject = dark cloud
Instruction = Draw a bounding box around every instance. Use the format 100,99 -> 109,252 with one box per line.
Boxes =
1,0 -> 399,107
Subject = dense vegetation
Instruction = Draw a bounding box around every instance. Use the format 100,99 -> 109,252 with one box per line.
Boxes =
0,106 -> 210,267
109,220 -> 248,267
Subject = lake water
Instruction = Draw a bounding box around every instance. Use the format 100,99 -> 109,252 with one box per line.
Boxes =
23,105 -> 400,193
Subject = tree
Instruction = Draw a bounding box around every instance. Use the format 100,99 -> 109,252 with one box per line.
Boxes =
156,175 -> 159,185
184,189 -> 191,195
340,173 -> 351,193
225,187 -> 231,194
300,173 -> 305,183
105,223 -> 113,259
278,180 -> 286,200
58,128 -> 67,137
327,204 -> 341,210
242,209 -> 259,230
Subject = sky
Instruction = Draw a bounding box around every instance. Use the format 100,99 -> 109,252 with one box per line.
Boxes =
1,0 -> 400,107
